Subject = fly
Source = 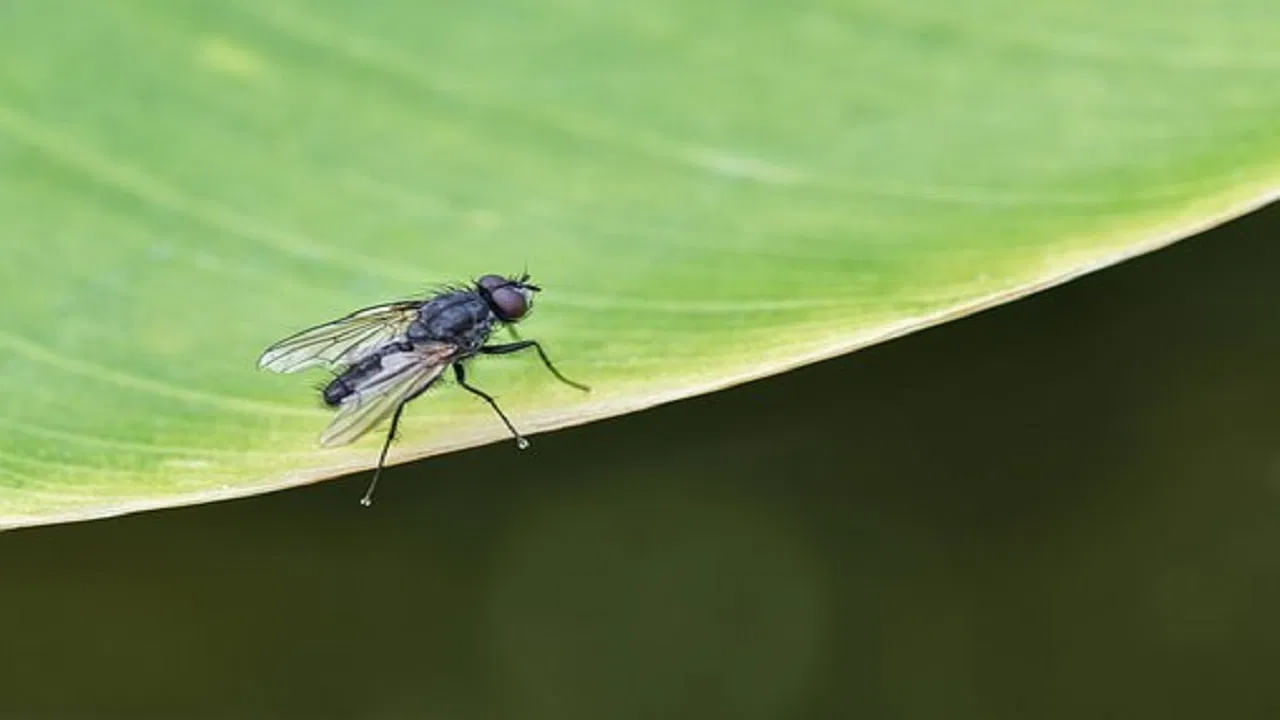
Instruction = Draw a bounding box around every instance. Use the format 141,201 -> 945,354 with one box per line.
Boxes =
258,273 -> 588,506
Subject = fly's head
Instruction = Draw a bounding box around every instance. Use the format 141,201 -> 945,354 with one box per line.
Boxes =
477,272 -> 540,323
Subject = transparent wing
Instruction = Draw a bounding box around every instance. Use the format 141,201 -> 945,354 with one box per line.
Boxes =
258,301 -> 421,373
319,342 -> 457,447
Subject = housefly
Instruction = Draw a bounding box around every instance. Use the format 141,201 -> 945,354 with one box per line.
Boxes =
258,273 -> 588,506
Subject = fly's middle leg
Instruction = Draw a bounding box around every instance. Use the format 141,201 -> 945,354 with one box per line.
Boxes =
453,363 -> 529,450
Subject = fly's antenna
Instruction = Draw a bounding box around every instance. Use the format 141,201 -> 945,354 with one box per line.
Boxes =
361,403 -> 406,507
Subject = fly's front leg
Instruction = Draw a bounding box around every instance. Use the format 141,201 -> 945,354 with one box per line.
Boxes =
479,340 -> 589,391
453,363 -> 529,450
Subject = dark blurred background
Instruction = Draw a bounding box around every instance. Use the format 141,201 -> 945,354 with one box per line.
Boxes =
3,203 -> 1279,719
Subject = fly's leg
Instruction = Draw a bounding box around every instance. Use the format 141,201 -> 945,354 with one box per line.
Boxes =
453,363 -> 529,450
360,375 -> 440,507
360,402 -> 406,507
479,340 -> 589,392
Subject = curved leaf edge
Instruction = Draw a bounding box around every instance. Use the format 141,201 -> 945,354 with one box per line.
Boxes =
5,179 -> 1277,532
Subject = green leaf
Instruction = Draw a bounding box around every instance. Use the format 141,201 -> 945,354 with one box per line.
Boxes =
1,0 -> 1275,529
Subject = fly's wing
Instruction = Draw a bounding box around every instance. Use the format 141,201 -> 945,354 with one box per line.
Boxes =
258,301 -> 421,373
319,342 -> 457,447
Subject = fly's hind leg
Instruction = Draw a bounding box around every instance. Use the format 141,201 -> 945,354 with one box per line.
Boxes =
453,363 -> 529,450
359,376 -> 438,507
360,402 -> 406,507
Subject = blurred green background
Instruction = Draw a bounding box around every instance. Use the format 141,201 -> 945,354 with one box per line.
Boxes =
3,203 -> 1279,719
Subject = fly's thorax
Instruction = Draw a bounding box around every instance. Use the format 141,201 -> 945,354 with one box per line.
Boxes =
417,290 -> 495,350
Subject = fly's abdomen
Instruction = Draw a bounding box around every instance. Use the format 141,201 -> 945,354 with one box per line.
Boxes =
322,344 -> 406,407
322,377 -> 351,407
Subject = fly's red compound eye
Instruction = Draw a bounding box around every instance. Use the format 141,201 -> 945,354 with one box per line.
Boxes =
490,286 -> 528,320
